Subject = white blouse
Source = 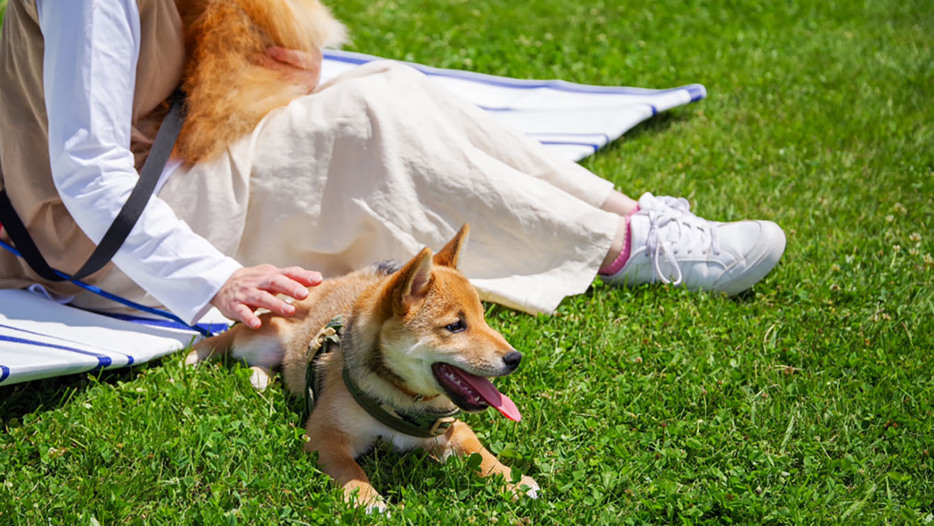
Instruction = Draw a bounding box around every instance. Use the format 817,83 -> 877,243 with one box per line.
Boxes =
36,0 -> 241,323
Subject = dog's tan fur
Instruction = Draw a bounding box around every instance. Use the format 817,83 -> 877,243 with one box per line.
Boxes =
174,0 -> 346,163
189,226 -> 539,511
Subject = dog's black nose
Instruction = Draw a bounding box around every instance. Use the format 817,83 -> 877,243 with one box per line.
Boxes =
502,351 -> 522,370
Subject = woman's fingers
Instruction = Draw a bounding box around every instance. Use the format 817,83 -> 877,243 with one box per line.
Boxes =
211,264 -> 322,328
282,265 -> 323,284
281,266 -> 323,290
231,303 -> 261,329
261,272 -> 310,301
248,288 -> 296,317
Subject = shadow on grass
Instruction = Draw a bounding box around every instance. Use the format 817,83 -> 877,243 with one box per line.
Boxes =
578,276 -> 762,306
0,358 -> 165,421
575,108 -> 693,167
591,109 -> 691,158
621,110 -> 689,143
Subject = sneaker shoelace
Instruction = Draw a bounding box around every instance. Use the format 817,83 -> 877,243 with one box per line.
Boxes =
642,206 -> 721,286
651,195 -> 693,215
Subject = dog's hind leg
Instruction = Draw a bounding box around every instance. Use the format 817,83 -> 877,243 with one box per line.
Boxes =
185,345 -> 221,366
185,325 -> 242,365
248,365 -> 274,390
186,321 -> 286,390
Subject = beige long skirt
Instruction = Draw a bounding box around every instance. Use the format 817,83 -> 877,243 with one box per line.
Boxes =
76,60 -> 620,316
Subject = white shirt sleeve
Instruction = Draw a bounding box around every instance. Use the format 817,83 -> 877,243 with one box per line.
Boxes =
36,0 -> 242,324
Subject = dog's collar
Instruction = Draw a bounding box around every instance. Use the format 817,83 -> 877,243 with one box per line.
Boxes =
342,366 -> 460,438
388,375 -> 440,402
303,316 -> 459,438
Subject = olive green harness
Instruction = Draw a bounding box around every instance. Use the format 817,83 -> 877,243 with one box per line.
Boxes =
303,316 -> 459,438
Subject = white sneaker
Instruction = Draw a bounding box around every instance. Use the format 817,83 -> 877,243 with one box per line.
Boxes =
603,193 -> 786,295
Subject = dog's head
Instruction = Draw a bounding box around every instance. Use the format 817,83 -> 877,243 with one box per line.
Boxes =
352,225 -> 522,421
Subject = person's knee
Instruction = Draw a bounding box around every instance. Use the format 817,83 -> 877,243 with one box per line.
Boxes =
338,61 -> 427,114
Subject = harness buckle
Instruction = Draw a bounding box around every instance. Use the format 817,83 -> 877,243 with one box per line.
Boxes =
429,416 -> 457,436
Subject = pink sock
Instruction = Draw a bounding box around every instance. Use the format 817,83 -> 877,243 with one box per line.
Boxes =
598,207 -> 638,276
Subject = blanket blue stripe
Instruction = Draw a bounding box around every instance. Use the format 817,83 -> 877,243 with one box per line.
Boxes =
0,321 -> 131,364
532,132 -> 613,142
478,103 -> 657,114
323,50 -> 707,99
538,140 -> 599,153
92,312 -> 228,334
0,334 -> 112,369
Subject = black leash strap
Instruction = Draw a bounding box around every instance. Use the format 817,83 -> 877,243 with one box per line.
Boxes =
0,190 -> 59,281
0,91 -> 186,281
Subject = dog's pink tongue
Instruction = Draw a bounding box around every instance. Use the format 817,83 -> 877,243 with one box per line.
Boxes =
453,368 -> 522,422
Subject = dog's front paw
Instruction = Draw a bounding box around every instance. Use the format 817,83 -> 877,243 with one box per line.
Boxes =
365,497 -> 389,515
184,348 -> 206,366
508,475 -> 540,500
344,484 -> 388,514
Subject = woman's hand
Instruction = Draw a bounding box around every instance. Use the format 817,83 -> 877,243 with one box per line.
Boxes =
256,46 -> 324,94
211,264 -> 323,329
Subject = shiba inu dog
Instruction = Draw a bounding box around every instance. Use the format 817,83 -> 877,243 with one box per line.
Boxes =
174,0 -> 347,163
188,225 -> 539,511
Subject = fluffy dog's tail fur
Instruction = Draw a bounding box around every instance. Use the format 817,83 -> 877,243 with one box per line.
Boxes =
175,0 -> 346,163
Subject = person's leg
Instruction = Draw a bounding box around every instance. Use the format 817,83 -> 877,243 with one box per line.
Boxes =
237,61 -> 784,303
600,191 -> 639,216
383,63 -> 785,295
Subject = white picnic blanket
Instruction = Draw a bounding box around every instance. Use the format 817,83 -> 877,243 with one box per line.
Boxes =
0,49 -> 705,386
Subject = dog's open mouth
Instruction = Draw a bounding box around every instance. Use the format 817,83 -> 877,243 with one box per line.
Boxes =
431,363 -> 521,422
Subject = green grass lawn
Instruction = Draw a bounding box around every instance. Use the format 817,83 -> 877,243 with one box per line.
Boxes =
2,0 -> 932,524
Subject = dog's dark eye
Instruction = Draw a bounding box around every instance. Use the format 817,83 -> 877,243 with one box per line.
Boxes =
444,320 -> 466,333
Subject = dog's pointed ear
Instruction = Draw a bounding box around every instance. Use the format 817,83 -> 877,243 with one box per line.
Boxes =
393,247 -> 434,313
433,224 -> 469,268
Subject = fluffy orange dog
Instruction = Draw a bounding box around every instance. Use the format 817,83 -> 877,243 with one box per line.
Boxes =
174,0 -> 346,163
188,226 -> 539,511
